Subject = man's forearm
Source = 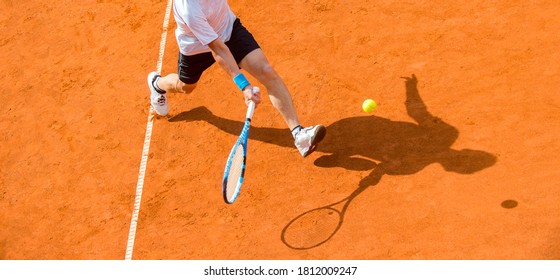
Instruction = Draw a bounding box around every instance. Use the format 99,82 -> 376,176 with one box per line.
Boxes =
208,38 -> 242,79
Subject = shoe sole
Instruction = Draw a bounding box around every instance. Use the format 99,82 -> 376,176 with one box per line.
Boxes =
303,125 -> 326,157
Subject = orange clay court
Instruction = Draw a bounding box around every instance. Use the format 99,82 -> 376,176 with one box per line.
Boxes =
1,0 -> 559,260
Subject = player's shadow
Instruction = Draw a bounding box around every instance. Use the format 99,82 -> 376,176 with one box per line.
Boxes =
169,74 -> 497,249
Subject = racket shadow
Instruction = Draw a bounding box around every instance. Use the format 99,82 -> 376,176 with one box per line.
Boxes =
281,166 -> 384,250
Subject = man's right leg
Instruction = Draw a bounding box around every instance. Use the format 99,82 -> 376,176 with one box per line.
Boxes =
156,74 -> 197,94
148,52 -> 215,116
148,73 -> 197,116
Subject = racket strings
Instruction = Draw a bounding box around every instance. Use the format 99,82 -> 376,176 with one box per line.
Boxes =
225,145 -> 245,200
283,208 -> 341,249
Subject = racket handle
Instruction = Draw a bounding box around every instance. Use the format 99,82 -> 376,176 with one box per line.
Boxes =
246,100 -> 255,119
246,86 -> 258,118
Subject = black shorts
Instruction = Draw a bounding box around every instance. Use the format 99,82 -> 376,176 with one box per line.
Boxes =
178,18 -> 261,84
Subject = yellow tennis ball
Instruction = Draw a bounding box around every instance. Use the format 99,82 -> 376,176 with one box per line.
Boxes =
362,99 -> 377,113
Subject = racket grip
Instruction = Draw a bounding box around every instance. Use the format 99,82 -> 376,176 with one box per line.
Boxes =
246,100 -> 255,119
246,86 -> 258,118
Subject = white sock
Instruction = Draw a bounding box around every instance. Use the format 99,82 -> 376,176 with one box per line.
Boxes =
153,77 -> 166,93
291,125 -> 303,139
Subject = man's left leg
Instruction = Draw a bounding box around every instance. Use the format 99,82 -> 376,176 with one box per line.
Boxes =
239,49 -> 326,157
239,49 -> 300,130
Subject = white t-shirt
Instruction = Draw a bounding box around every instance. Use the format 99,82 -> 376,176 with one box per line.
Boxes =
173,0 -> 236,56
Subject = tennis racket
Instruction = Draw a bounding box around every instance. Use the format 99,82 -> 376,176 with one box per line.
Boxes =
222,98 -> 256,204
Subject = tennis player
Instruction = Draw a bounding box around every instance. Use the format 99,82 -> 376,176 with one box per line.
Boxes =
147,0 -> 325,157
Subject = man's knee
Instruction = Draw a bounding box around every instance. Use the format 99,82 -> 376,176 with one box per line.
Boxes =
258,63 -> 279,83
178,81 -> 196,94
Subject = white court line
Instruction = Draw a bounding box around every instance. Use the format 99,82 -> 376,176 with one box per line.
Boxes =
125,0 -> 174,260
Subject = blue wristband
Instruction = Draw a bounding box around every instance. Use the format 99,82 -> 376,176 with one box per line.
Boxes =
233,73 -> 250,91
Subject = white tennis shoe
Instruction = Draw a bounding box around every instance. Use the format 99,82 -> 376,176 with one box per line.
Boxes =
294,125 -> 327,157
147,71 -> 168,116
